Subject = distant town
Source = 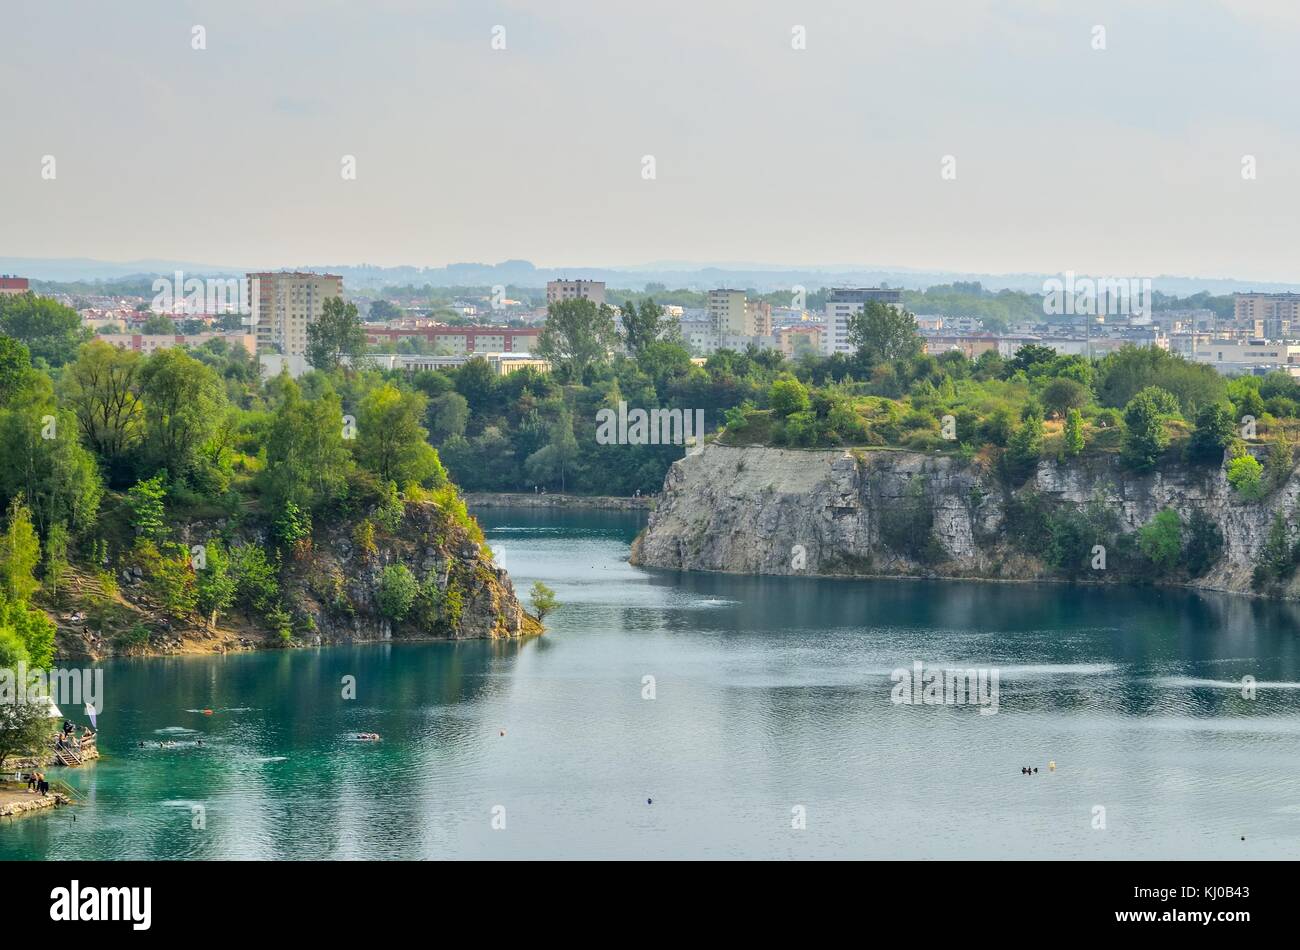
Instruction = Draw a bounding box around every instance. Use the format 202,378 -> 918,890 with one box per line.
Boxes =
4,270 -> 1299,380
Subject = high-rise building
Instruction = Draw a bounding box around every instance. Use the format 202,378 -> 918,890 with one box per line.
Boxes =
708,289 -> 750,336
546,279 -> 606,307
247,272 -> 344,356
1233,292 -> 1300,339
823,287 -> 903,355
746,299 -> 772,336
0,275 -> 30,296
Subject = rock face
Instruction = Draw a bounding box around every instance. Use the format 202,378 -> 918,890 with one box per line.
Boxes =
630,442 -> 1300,598
52,500 -> 541,660
291,501 -> 540,642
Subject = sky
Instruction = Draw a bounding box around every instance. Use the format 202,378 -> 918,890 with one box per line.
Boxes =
3,0 -> 1300,281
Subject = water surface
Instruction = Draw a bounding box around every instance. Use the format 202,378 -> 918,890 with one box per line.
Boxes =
4,508 -> 1300,859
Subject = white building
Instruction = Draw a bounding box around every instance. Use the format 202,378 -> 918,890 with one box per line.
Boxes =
822,287 -> 903,355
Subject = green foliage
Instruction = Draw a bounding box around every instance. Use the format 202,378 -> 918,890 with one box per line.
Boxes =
1137,509 -> 1182,571
1040,378 -> 1089,418
306,296 -> 368,372
230,542 -> 281,615
1002,412 -> 1043,484
0,292 -> 89,366
529,580 -> 558,620
42,521 -> 69,600
1187,402 -> 1239,465
1183,509 -> 1223,578
1252,515 -> 1298,593
1226,453 -> 1264,499
0,695 -> 50,770
537,298 -> 618,382
137,347 -> 225,480
1095,345 -> 1225,417
354,383 -> 446,487
1063,408 -> 1085,457
273,500 -> 313,551
847,302 -> 922,364
126,474 -> 169,541
0,500 -> 42,602
1122,387 -> 1178,471
195,541 -> 237,626
769,375 -> 811,417
376,564 -> 418,621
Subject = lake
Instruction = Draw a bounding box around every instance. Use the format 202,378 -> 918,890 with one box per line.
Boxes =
3,507 -> 1300,859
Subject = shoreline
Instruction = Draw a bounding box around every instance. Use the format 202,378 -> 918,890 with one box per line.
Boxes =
466,491 -> 653,510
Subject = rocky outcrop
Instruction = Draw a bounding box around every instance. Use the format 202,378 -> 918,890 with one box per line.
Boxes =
52,499 -> 541,659
630,442 -> 1300,598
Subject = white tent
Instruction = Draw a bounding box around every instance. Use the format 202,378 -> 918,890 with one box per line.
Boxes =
46,699 -> 63,719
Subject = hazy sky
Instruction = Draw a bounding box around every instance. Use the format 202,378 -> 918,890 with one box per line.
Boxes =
3,0 -> 1300,280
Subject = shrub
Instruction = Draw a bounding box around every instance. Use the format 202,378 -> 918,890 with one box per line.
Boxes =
1226,453 -> 1264,499
376,564 -> 418,621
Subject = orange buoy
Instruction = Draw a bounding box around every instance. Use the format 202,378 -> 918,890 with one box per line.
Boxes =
203,709 -> 214,716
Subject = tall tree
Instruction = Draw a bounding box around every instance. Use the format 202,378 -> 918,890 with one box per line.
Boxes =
306,296 -> 368,372
137,348 -> 224,479
60,340 -> 143,476
620,298 -> 678,357
847,302 -> 922,364
0,292 -> 89,366
354,383 -> 447,487
537,299 -> 617,381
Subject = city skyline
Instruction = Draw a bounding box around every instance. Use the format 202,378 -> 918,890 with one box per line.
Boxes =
4,0 -> 1300,279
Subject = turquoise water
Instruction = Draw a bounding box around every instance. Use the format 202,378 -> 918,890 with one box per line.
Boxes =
4,507 -> 1300,859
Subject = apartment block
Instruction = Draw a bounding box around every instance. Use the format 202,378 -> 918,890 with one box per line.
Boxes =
708,289 -> 751,336
823,287 -> 903,355
363,325 -> 541,354
247,271 -> 344,357
1233,293 -> 1300,339
546,279 -> 606,307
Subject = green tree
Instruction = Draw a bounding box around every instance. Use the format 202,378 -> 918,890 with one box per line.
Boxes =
524,411 -> 580,492
42,521 -> 69,600
376,564 -> 418,621
126,474 -> 169,541
1226,453 -> 1264,499
529,580 -> 558,620
141,313 -> 178,334
1063,408 -> 1085,457
1137,508 -> 1182,572
0,698 -> 49,771
0,500 -> 41,602
769,375 -> 811,417
354,383 -> 447,487
0,335 -> 31,401
137,347 -> 224,479
0,292 -> 89,366
537,298 -> 617,381
60,340 -> 143,474
263,379 -> 352,511
1003,411 -> 1043,483
847,301 -> 922,364
1187,402 -> 1239,465
620,299 -> 677,357
426,391 -> 469,444
1040,378 -> 1089,418
1122,387 -> 1178,471
305,296 -> 368,372
195,541 -> 237,628
229,543 -> 281,616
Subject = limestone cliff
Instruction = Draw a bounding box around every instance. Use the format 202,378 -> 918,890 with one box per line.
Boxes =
630,442 -> 1300,598
52,500 -> 540,659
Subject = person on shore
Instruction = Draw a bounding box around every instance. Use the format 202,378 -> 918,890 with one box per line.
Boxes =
27,772 -> 37,792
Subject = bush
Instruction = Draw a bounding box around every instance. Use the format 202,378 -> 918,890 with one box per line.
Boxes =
1137,509 -> 1182,573
1226,453 -> 1264,499
376,564 -> 418,621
